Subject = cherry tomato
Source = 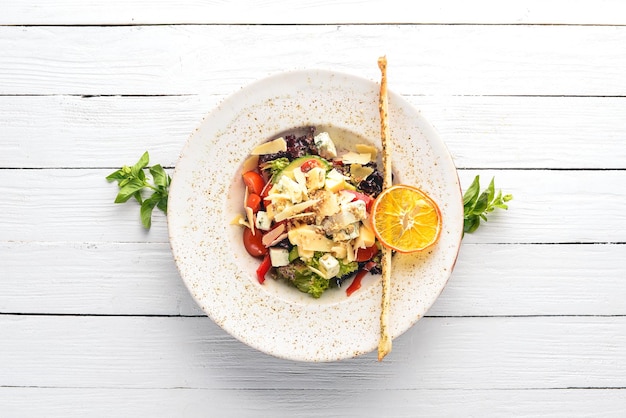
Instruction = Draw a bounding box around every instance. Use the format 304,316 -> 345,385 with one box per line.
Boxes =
242,171 -> 266,196
243,227 -> 267,257
246,193 -> 262,213
355,244 -> 379,262
300,158 -> 324,173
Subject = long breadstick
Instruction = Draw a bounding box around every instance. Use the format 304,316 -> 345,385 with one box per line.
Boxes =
377,55 -> 392,361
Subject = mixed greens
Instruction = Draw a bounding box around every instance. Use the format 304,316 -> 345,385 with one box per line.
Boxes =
234,127 -> 384,298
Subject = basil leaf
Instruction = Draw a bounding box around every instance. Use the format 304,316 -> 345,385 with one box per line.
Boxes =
140,194 -> 160,229
107,152 -> 172,229
473,189 -> 490,215
149,164 -> 168,189
115,178 -> 145,203
463,175 -> 481,207
132,151 -> 150,176
485,177 -> 495,203
463,176 -> 513,236
105,169 -> 126,182
464,216 -> 480,234
133,190 -> 143,204
156,195 -> 168,214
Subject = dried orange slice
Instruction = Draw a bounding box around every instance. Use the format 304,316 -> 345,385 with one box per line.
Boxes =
371,184 -> 442,253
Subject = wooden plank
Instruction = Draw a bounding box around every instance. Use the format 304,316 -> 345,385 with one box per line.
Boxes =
0,169 -> 171,243
1,387 -> 625,418
2,95 -> 625,169
0,94 -> 217,169
1,25 -> 626,96
1,168 -> 623,243
0,242 -> 203,316
2,242 -> 625,317
2,0 -> 625,25
432,242 -> 626,316
1,315 -> 625,390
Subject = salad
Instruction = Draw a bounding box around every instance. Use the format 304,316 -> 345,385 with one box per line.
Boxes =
233,127 -> 385,298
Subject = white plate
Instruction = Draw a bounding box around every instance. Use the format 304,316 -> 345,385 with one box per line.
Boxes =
168,69 -> 463,362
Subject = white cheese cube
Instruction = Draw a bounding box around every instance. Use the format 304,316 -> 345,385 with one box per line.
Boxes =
314,132 -> 338,159
269,247 -> 290,267
255,211 -> 272,231
319,253 -> 340,278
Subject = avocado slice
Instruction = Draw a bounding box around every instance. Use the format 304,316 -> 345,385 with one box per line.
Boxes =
273,155 -> 332,183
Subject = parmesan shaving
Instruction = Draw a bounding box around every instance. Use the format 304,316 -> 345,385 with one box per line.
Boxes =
250,137 -> 287,155
241,155 -> 259,174
355,144 -> 378,160
274,199 -> 320,222
341,151 -> 372,165
245,206 -> 255,235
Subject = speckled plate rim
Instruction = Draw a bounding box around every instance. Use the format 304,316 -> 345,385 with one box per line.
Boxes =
167,69 -> 464,362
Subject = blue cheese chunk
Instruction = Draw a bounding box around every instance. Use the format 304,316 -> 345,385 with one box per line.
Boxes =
273,175 -> 306,203
314,132 -> 338,159
305,166 -> 326,191
321,200 -> 367,234
332,223 -> 360,241
255,211 -> 272,231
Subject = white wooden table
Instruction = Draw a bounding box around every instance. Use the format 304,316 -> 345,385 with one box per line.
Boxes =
2,2 -> 626,416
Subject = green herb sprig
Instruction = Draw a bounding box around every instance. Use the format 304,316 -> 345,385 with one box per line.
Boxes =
106,151 -> 171,229
463,175 -> 513,235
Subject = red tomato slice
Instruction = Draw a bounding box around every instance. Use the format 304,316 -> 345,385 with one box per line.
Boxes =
242,171 -> 266,196
300,158 -> 324,173
243,227 -> 267,257
246,193 -> 262,213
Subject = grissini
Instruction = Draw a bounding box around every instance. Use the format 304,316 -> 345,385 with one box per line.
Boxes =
377,55 -> 392,361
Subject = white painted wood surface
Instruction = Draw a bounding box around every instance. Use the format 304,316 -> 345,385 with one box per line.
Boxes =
1,1 -> 625,416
